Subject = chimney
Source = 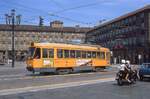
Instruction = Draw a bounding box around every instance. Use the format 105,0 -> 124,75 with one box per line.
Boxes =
50,20 -> 63,28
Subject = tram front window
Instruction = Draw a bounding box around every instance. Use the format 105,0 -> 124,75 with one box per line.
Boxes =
28,47 -> 35,58
33,48 -> 41,59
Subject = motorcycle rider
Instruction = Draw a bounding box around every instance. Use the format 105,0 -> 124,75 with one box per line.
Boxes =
126,60 -> 138,80
124,61 -> 131,82
126,60 -> 131,69
118,59 -> 126,76
118,59 -> 131,82
117,60 -> 137,85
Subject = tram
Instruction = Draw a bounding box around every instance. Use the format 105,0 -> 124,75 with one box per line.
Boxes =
26,42 -> 110,74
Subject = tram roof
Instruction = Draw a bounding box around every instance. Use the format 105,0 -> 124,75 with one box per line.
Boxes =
32,42 -> 109,51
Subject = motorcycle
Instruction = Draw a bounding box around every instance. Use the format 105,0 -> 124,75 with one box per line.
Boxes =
116,70 -> 137,86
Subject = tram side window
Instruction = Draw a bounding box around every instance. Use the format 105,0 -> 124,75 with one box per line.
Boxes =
87,51 -> 92,58
28,47 -> 35,57
106,52 -> 110,60
42,48 -> 48,58
100,52 -> 105,59
97,52 -> 100,58
92,51 -> 96,58
34,48 -> 41,59
57,49 -> 63,58
64,50 -> 69,58
82,51 -> 86,58
76,50 -> 81,58
70,50 -> 75,58
49,49 -> 54,58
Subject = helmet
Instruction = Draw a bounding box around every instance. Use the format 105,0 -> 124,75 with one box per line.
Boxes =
121,59 -> 125,64
126,60 -> 130,64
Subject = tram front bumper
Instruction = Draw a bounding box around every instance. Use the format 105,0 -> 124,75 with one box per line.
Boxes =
26,66 -> 34,72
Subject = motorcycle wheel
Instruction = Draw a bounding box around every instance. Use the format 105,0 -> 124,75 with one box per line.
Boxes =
139,75 -> 143,81
117,78 -> 123,86
130,78 -> 136,84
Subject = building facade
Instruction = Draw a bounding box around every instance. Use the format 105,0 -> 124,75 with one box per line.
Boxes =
0,21 -> 90,61
86,5 -> 150,64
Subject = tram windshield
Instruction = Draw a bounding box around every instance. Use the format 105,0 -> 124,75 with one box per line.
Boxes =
28,47 -> 35,58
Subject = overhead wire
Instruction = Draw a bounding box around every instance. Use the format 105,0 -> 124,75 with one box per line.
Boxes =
8,0 -> 93,25
49,14 -> 89,24
50,1 -> 103,14
0,0 -> 49,25
0,0 -> 105,25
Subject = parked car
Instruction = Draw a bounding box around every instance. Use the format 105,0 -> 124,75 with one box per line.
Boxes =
139,63 -> 150,80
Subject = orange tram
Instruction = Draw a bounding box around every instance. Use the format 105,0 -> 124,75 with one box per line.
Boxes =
26,42 -> 111,74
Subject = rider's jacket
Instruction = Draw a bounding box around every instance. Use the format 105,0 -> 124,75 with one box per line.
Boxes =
119,64 -> 126,71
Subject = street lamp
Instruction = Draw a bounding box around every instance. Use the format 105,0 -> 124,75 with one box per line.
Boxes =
5,9 -> 21,68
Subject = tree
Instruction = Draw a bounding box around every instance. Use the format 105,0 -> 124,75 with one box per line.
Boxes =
39,16 -> 44,26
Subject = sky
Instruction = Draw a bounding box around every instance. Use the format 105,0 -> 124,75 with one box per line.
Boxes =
0,0 -> 150,27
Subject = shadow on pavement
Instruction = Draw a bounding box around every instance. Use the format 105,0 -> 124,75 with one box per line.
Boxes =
112,82 -> 138,88
139,78 -> 150,82
26,69 -> 110,77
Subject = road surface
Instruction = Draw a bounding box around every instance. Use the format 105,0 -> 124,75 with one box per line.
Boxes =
0,63 -> 149,99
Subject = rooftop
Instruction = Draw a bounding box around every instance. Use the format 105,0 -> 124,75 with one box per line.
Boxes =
88,5 -> 150,32
0,24 -> 91,33
33,42 -> 109,51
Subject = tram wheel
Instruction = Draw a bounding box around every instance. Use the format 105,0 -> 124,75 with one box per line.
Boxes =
94,67 -> 105,72
56,68 -> 73,75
